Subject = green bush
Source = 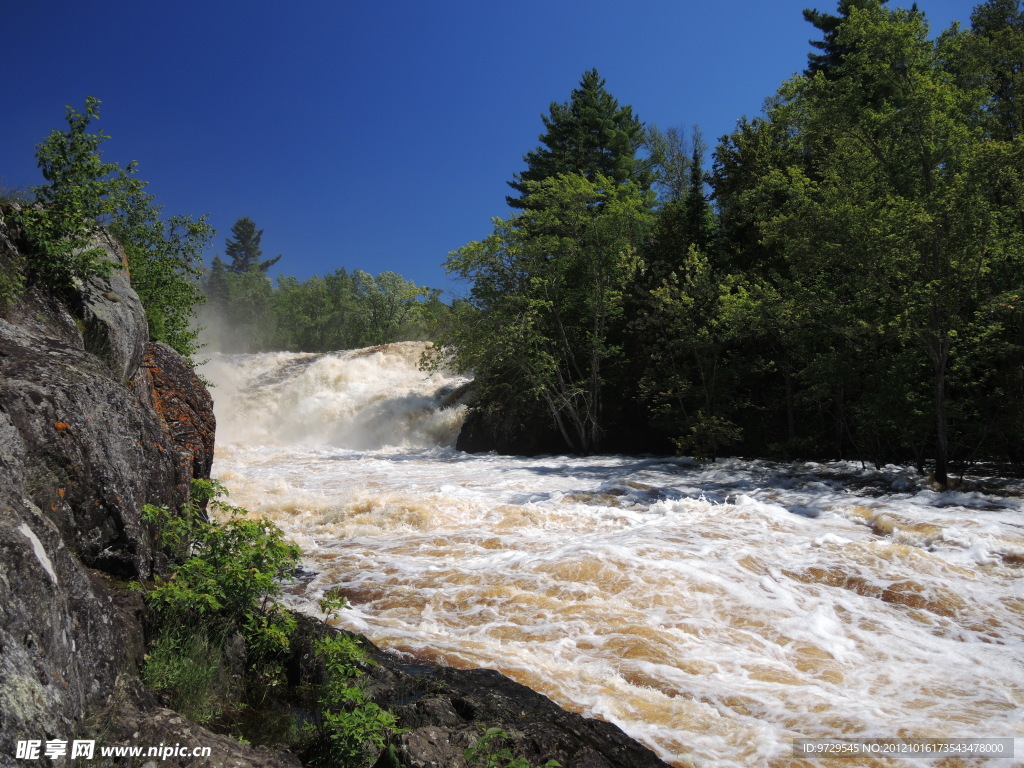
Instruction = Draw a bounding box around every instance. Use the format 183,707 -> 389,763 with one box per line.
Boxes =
140,480 -> 404,759
141,480 -> 300,665
464,727 -> 561,768
139,480 -> 300,731
304,633 -> 404,767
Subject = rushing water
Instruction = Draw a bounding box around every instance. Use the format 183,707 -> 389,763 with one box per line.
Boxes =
202,343 -> 1024,767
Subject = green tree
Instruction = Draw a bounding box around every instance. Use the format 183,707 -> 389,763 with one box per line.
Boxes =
224,268 -> 277,351
224,216 -> 281,273
507,69 -> 650,209
803,0 -> 891,76
750,3 -> 1024,482
443,173 -> 651,453
205,255 -> 230,315
643,124 -> 693,202
13,97 -> 213,360
15,96 -> 122,293
959,0 -> 1024,140
632,129 -> 738,457
109,171 -> 213,359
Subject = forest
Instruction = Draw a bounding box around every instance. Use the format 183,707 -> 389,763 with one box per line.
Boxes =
431,0 -> 1024,485
3,0 -> 1022,486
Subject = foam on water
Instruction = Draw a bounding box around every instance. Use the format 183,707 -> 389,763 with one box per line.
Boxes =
203,346 -> 1024,767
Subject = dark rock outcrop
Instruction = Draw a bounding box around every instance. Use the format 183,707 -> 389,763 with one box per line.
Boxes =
138,341 -> 216,485
290,617 -> 670,768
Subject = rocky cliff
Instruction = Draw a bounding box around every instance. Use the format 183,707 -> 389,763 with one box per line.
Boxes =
0,210 -> 669,768
0,211 -> 299,767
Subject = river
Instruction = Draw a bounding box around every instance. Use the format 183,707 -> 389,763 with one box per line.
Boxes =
201,343 -> 1024,767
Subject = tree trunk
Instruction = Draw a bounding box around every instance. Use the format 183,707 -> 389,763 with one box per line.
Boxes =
933,348 -> 950,488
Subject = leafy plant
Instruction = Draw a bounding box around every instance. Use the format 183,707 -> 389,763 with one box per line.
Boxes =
304,633 -> 404,767
12,96 -> 117,294
464,727 -> 560,768
142,479 -> 301,662
139,479 -> 300,728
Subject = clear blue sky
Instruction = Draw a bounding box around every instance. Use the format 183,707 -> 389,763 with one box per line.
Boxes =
4,0 -> 978,298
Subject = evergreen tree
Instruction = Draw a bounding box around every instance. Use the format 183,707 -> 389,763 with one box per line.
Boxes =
224,216 -> 281,273
803,0 -> 890,76
507,69 -> 650,209
205,255 -> 230,314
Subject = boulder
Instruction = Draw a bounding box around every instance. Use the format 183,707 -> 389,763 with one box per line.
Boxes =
72,231 -> 149,385
138,341 -> 217,487
0,285 -> 181,578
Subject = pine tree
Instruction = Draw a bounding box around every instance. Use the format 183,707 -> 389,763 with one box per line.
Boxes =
224,217 -> 281,273
507,69 -> 650,209
803,0 -> 890,76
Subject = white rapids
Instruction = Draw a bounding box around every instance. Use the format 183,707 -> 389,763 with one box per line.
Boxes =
202,343 -> 1024,767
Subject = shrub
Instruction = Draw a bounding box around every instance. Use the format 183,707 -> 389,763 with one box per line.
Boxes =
303,633 -> 404,767
139,480 -> 300,729
10,96 -> 213,360
464,727 -> 561,768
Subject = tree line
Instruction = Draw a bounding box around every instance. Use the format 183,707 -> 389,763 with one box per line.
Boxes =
432,0 -> 1024,484
198,217 -> 445,353
0,104 -> 443,361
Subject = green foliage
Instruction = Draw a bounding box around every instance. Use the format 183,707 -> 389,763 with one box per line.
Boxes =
698,1 -> 1024,476
643,124 -> 693,203
13,96 -> 118,294
507,69 -> 650,209
139,481 -> 404,755
441,172 -> 652,453
304,634 -> 403,767
142,480 -> 301,660
110,176 -> 213,360
8,97 -> 213,360
202,264 -> 438,353
140,479 -> 301,725
464,727 -> 560,768
141,621 -> 237,723
318,587 -> 352,619
445,2 -> 1024,473
803,0 -> 891,77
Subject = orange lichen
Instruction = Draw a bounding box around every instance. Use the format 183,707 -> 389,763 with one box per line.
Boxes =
54,421 -> 71,434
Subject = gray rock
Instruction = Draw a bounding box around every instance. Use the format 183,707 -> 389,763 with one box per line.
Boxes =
71,232 -> 149,385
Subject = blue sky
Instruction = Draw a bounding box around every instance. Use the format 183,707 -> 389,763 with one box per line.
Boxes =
4,0 -> 979,298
